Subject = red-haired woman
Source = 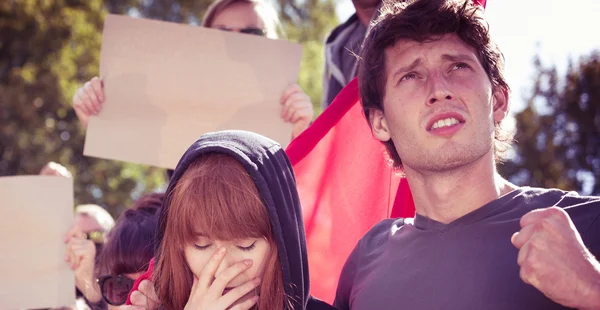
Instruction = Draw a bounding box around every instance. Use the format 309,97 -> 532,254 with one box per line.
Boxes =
129,130 -> 334,310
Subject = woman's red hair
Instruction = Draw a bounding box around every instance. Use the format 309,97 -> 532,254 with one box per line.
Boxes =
154,153 -> 285,309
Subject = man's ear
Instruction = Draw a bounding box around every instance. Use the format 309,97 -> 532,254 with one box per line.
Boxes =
492,87 -> 509,123
369,109 -> 392,142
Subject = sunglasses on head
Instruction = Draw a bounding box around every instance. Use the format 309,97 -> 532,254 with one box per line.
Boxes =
85,230 -> 105,244
97,274 -> 136,306
216,26 -> 266,36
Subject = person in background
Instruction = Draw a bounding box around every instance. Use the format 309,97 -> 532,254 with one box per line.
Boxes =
40,161 -> 73,178
72,0 -> 314,140
39,161 -> 114,244
321,0 -> 380,109
39,161 -> 116,308
65,193 -> 162,309
72,204 -> 115,245
65,205 -> 115,308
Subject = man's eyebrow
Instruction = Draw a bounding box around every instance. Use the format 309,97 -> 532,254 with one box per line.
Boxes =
441,53 -> 478,63
392,58 -> 423,80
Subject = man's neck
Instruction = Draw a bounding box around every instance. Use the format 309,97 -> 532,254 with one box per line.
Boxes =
355,6 -> 377,26
404,153 -> 518,224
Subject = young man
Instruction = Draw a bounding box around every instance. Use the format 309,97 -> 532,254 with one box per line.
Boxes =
334,0 -> 600,309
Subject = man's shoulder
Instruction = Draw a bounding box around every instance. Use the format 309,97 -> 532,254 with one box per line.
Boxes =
514,187 -> 600,227
325,13 -> 360,44
354,218 -> 402,250
517,186 -> 600,207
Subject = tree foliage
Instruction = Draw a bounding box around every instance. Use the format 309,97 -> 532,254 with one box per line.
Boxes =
499,52 -> 600,195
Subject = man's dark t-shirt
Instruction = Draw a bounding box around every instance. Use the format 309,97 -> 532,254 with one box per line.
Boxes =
334,187 -> 600,310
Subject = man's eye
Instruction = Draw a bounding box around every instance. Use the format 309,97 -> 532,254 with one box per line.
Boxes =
400,72 -> 417,82
452,62 -> 470,70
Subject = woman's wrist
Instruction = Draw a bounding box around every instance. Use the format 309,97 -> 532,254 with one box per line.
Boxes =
75,269 -> 102,303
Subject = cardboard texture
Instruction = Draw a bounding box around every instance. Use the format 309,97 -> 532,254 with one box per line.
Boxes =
0,176 -> 74,309
84,14 -> 302,169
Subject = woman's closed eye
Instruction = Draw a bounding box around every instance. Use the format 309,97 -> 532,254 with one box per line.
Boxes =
193,240 -> 257,251
237,241 -> 257,252
194,243 -> 212,250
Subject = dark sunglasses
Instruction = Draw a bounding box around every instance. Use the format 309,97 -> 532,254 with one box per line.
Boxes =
216,26 -> 266,36
97,274 -> 136,306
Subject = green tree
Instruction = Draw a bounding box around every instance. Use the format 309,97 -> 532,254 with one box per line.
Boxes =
282,0 -> 339,113
0,0 -> 338,217
499,52 -> 600,195
0,0 -> 167,217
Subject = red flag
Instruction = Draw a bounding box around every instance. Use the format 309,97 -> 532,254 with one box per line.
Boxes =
286,78 -> 415,303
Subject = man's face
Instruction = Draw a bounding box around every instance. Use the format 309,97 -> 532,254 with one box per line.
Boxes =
369,34 -> 508,173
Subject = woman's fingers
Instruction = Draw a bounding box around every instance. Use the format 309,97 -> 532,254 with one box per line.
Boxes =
197,247 -> 227,291
217,277 -> 261,309
208,259 -> 253,296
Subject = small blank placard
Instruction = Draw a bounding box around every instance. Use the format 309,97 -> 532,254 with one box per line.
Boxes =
0,176 -> 74,309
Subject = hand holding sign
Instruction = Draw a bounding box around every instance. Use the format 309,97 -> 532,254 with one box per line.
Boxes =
65,226 -> 101,303
280,84 -> 314,139
72,77 -> 104,128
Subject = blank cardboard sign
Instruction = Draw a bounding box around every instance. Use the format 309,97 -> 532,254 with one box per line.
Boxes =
0,176 -> 74,309
84,14 -> 302,169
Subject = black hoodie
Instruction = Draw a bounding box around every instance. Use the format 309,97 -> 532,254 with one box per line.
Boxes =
155,130 -> 336,310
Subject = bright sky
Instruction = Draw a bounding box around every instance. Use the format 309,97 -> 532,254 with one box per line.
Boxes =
335,0 -> 600,112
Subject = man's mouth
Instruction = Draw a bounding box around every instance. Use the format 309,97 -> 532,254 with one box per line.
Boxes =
429,117 -> 461,130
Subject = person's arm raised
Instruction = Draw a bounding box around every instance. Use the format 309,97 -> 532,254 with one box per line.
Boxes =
64,227 -> 102,303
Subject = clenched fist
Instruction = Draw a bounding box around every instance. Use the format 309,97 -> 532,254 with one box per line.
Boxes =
512,207 -> 600,309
